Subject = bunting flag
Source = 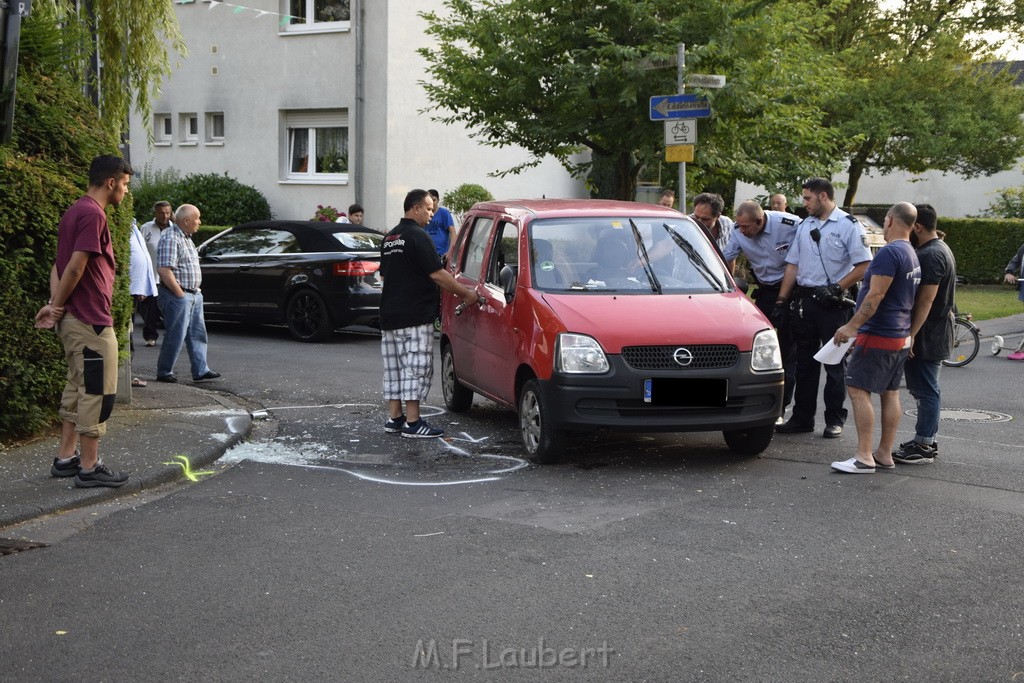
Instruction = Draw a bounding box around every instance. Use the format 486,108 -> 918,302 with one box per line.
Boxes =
174,0 -> 301,24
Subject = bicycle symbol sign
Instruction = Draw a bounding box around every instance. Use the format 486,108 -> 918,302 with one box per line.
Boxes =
665,119 -> 696,145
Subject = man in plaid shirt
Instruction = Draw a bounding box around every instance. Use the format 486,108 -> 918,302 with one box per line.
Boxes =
155,204 -> 220,383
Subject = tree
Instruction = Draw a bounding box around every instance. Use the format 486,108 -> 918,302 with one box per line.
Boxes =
420,0 -> 841,201
31,0 -> 186,138
815,0 -> 1024,206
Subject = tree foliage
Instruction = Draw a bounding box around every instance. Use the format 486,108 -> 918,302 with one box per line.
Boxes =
421,0 -> 1024,207
1,13 -> 130,443
29,0 -> 186,139
816,0 -> 1024,206
420,0 -> 841,201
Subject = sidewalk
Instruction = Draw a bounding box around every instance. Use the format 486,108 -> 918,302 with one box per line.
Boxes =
2,312 -> 1022,532
971,311 -> 1024,344
0,379 -> 255,530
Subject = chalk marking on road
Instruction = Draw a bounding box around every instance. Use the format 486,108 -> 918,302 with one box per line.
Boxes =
452,433 -> 490,443
265,403 -> 377,411
336,470 -> 501,486
221,438 -> 527,486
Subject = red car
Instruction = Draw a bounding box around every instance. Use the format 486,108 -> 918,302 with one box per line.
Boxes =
440,199 -> 784,463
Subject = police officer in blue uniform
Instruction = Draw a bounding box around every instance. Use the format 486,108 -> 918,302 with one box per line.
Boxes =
726,200 -> 800,417
775,178 -> 872,438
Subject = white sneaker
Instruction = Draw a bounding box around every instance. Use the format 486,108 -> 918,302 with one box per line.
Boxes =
830,457 -> 875,474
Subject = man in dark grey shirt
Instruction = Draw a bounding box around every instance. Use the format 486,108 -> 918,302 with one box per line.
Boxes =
895,204 -> 956,464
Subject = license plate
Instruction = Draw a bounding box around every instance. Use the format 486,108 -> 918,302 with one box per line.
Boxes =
643,378 -> 728,407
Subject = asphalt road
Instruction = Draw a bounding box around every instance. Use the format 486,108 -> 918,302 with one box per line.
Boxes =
2,321 -> 1023,681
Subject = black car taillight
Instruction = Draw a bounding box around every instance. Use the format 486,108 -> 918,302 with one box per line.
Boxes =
334,261 -> 380,276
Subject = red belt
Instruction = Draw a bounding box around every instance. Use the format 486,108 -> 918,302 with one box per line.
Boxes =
854,333 -> 909,351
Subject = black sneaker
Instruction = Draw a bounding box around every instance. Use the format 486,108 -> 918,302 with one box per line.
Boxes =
74,463 -> 129,488
895,438 -> 938,453
401,419 -> 444,439
384,415 -> 406,433
50,455 -> 80,478
892,440 -> 937,464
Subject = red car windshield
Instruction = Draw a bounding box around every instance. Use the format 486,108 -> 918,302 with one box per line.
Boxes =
529,216 -> 730,294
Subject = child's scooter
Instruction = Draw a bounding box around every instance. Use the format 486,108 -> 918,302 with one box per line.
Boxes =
991,334 -> 1024,357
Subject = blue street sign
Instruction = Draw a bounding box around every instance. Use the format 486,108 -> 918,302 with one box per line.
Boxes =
649,94 -> 712,121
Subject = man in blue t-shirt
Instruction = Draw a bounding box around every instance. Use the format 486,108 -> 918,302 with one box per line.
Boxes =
423,189 -> 457,259
830,203 -> 921,474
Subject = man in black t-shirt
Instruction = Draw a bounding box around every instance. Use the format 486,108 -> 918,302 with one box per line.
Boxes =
895,204 -> 956,464
379,189 -> 481,438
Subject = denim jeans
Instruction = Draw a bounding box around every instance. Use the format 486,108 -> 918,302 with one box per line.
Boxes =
157,289 -> 211,380
903,356 -> 941,442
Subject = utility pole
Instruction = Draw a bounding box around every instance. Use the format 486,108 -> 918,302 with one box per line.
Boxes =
0,0 -> 29,145
676,42 -> 686,213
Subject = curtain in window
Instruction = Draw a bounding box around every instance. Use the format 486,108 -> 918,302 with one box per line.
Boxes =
316,127 -> 347,173
290,128 -> 309,173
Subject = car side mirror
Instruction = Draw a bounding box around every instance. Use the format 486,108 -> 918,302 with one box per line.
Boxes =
499,265 -> 517,302
734,277 -> 749,294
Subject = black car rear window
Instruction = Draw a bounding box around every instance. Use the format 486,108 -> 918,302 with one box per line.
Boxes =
331,231 -> 384,251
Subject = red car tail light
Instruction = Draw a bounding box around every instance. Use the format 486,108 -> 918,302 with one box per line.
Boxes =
333,261 -> 380,276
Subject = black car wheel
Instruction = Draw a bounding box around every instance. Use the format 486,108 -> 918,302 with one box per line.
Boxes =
519,379 -> 563,464
286,290 -> 333,342
441,344 -> 474,412
723,424 -> 774,456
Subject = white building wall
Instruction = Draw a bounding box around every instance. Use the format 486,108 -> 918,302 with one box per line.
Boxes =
127,0 -> 586,230
736,163 -> 1024,217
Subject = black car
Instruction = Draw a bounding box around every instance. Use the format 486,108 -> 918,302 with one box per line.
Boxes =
197,220 -> 383,341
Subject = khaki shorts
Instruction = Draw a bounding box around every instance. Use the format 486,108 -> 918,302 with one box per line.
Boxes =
56,315 -> 118,438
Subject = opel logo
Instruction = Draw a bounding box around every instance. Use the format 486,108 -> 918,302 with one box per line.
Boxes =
672,347 -> 694,367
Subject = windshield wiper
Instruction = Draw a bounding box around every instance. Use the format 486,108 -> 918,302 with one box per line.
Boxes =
628,219 -> 662,294
661,223 -> 725,292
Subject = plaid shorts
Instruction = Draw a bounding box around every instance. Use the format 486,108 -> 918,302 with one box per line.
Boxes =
381,324 -> 434,402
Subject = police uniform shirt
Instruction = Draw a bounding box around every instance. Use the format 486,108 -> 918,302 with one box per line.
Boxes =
722,211 -> 799,285
785,207 -> 872,287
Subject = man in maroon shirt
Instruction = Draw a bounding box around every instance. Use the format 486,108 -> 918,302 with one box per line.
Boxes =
35,155 -> 133,488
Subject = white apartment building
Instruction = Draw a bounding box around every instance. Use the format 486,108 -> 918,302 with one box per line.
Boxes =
126,0 -> 586,229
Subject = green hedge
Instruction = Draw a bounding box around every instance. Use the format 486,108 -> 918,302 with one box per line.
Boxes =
1,13 -> 131,443
132,170 -> 273,226
940,218 -> 1024,283
850,206 -> 1024,284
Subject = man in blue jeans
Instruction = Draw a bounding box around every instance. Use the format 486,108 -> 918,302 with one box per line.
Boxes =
156,204 -> 221,383
894,204 -> 956,464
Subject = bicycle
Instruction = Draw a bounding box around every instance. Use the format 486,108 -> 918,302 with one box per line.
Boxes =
942,312 -> 981,368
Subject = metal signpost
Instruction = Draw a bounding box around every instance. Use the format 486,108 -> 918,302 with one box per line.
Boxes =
648,43 -> 726,212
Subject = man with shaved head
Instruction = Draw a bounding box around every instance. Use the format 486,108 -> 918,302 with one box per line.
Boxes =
830,202 -> 921,473
727,200 -> 800,417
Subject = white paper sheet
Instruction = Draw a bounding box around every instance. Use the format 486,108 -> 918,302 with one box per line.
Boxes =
814,338 -> 854,365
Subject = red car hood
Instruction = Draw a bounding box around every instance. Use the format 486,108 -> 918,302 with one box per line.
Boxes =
540,292 -> 771,353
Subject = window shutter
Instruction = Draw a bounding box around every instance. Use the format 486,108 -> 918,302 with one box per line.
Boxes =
285,110 -> 348,128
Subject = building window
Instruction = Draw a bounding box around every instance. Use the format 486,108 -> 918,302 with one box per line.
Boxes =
206,112 -> 225,143
284,0 -> 350,31
155,114 -> 172,145
179,113 -> 198,143
284,110 -> 348,181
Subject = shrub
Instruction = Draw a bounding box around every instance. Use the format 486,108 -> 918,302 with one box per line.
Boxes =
1,12 -> 130,443
443,183 -> 494,216
940,218 -> 1024,283
133,169 -> 272,226
980,187 -> 1024,219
